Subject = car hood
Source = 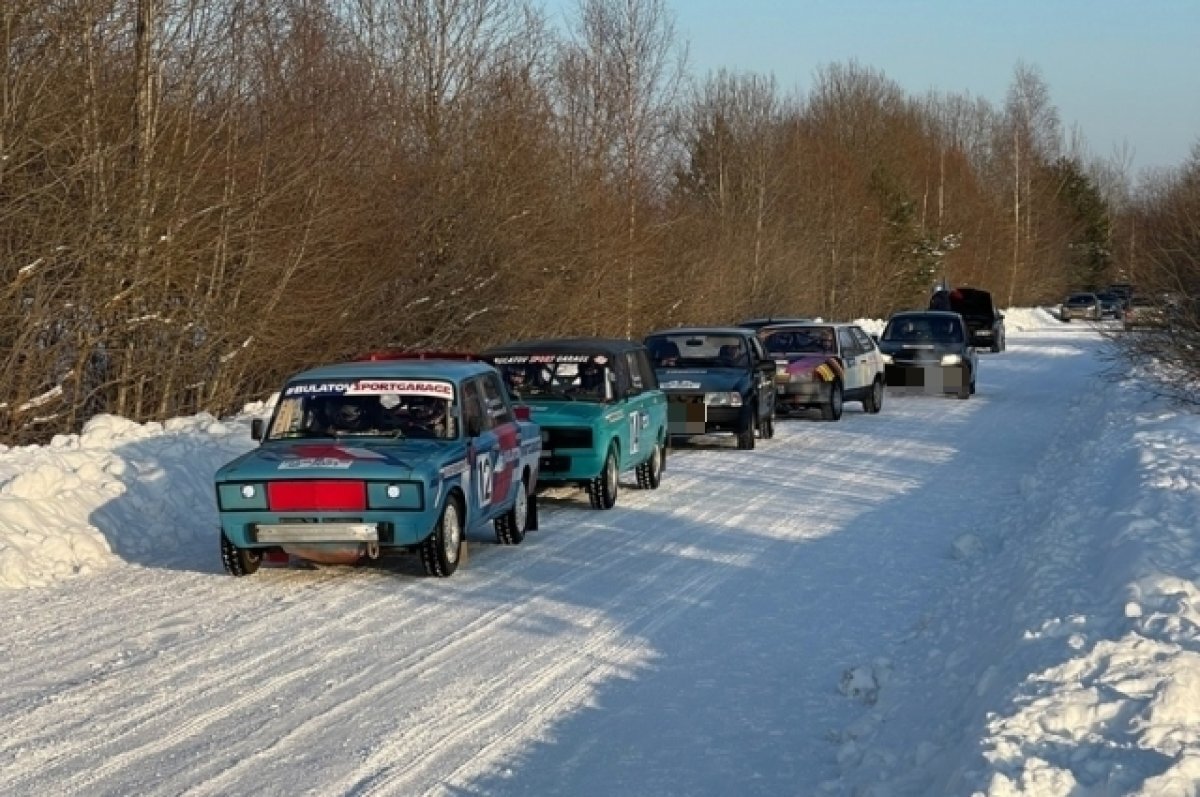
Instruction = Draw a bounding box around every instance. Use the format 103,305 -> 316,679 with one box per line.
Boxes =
516,400 -> 609,427
655,368 -> 748,393
216,439 -> 451,482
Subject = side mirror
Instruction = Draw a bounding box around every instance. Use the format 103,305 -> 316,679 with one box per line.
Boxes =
513,405 -> 531,422
251,418 -> 264,441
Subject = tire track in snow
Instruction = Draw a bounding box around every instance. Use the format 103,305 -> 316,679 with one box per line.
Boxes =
175,461 -> 754,796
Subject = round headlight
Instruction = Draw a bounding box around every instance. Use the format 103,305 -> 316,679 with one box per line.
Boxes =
386,484 -> 402,499
240,485 -> 257,499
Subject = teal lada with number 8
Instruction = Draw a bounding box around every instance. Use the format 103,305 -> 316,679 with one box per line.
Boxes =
214,357 -> 541,578
480,338 -> 668,510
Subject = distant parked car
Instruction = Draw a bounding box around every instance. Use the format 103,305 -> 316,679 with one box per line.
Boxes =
1095,292 -> 1124,320
1123,295 -> 1166,330
644,327 -> 777,449
1060,292 -> 1101,322
214,357 -> 542,578
929,287 -> 1006,352
758,322 -> 886,420
480,338 -> 668,510
877,311 -> 978,399
1106,283 -> 1134,308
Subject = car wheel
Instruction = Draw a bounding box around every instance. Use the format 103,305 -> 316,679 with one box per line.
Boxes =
820,381 -> 843,421
736,417 -> 756,450
220,533 -> 261,577
957,369 -> 971,400
588,446 -> 619,509
760,415 -> 775,439
862,378 -> 883,414
421,496 -> 463,576
636,441 -> 665,489
494,477 -> 528,545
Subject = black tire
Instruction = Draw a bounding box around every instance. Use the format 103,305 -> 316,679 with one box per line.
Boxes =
820,381 -> 844,421
220,533 -> 261,577
862,378 -> 883,414
970,375 -> 977,395
588,446 -> 619,509
421,496 -> 463,577
736,418 -> 756,450
636,441 -> 665,489
494,478 -> 529,545
957,369 -> 971,400
760,415 -> 775,439
527,489 -> 539,531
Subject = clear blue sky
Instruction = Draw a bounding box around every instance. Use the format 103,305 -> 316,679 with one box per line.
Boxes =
545,0 -> 1200,176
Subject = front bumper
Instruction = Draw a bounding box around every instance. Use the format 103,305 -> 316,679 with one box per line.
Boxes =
220,511 -> 433,549
666,394 -> 746,436
885,363 -> 968,394
774,379 -> 832,411
537,449 -> 605,483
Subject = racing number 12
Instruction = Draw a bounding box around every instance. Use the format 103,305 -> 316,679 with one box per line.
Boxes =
476,453 -> 494,507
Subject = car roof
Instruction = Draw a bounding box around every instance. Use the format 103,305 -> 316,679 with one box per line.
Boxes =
887,310 -> 964,321
288,359 -> 491,383
480,337 -> 645,358
758,321 -> 857,331
645,326 -> 756,338
738,317 -> 810,327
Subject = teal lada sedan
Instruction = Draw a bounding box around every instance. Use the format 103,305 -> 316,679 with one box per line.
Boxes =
214,358 -> 541,578
480,338 -> 667,510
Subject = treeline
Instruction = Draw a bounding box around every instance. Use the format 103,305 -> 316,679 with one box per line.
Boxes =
1,0 -> 1194,442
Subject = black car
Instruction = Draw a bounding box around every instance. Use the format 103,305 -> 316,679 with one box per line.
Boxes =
1095,291 -> 1124,320
878,311 -> 978,399
644,327 -> 776,449
929,287 -> 1005,352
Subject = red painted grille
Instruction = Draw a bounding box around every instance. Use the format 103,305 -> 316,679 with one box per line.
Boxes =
267,481 -> 366,512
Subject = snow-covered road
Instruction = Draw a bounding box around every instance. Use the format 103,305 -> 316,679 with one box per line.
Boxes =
3,312 -> 1198,796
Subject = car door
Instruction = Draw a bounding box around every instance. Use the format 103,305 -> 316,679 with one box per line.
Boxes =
748,335 -> 775,420
481,372 -> 520,510
851,326 -> 884,385
837,326 -> 867,395
619,350 -> 653,465
461,377 -> 502,526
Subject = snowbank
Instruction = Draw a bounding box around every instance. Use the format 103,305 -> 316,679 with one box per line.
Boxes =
0,407 -> 266,589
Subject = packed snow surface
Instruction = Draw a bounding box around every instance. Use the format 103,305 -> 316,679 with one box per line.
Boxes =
1,307 -> 1198,796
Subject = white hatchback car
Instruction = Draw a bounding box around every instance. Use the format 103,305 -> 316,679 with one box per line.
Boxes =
757,323 -> 887,421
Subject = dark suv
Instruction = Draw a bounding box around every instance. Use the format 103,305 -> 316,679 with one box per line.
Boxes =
644,327 -> 777,449
929,287 -> 1006,352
